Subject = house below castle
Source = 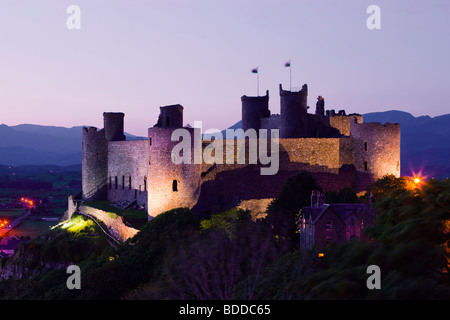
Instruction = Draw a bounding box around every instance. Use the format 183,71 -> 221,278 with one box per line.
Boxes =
300,191 -> 377,250
80,83 -> 400,220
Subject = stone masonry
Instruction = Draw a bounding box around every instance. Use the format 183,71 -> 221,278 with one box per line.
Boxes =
81,83 -> 401,220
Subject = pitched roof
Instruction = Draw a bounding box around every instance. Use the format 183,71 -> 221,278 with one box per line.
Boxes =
303,203 -> 370,224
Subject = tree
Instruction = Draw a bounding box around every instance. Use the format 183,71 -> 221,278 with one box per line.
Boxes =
126,209 -> 278,300
326,187 -> 358,204
363,174 -> 408,202
264,172 -> 321,251
234,178 -> 450,299
305,178 -> 450,299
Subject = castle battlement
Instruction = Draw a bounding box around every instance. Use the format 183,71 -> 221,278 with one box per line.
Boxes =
83,126 -> 105,134
81,83 -> 401,219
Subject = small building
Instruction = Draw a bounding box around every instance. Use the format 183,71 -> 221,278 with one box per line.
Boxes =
300,191 -> 377,250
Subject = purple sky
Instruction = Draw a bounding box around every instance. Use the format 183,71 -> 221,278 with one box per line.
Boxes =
0,0 -> 449,136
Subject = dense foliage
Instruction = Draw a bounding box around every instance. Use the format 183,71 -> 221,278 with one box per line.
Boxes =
0,173 -> 449,299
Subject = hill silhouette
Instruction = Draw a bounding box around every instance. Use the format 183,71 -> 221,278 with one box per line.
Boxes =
1,111 -> 449,178
363,110 -> 450,179
0,124 -> 146,166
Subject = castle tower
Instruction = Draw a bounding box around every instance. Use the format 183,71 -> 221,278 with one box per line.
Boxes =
315,96 -> 325,116
350,119 -> 401,180
155,104 -> 183,128
280,83 -> 308,138
241,90 -> 270,132
147,105 -> 202,219
82,126 -> 108,200
103,112 -> 125,142
82,112 -> 126,201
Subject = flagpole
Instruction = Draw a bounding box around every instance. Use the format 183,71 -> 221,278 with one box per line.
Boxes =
251,66 -> 259,96
285,60 -> 292,91
289,59 -> 292,91
289,63 -> 292,91
257,67 -> 259,96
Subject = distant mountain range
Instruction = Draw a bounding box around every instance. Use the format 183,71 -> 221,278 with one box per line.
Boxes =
209,110 -> 450,179
1,110 -> 449,178
363,111 -> 450,179
0,124 -> 145,167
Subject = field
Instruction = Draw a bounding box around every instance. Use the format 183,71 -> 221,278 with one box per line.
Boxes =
0,165 -> 82,240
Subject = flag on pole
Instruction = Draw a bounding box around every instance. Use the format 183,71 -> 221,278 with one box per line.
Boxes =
285,60 -> 292,90
251,67 -> 259,96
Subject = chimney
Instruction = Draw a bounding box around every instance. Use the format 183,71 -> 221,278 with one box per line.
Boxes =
311,190 -> 324,207
317,192 -> 325,207
310,190 -> 317,207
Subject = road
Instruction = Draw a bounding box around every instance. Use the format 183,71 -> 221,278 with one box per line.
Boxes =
0,210 -> 31,237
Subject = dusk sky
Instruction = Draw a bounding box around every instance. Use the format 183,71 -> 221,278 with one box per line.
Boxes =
0,0 -> 449,136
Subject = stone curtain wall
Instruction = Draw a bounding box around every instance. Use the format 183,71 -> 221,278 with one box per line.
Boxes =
329,115 -> 363,137
279,138 -> 354,171
107,140 -> 149,209
78,205 -> 139,242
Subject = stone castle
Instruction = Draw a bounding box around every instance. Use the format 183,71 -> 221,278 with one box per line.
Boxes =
81,83 -> 400,220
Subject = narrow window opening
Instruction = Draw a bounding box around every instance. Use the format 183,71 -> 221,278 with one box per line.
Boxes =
144,176 -> 147,192
172,180 -> 178,192
129,176 -> 132,190
122,176 -> 125,190
115,176 -> 118,190
364,142 -> 368,151
364,161 -> 368,171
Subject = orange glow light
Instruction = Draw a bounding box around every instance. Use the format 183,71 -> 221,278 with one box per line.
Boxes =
409,169 -> 428,189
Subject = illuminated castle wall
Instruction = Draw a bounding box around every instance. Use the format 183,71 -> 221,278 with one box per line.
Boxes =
81,84 -> 400,220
